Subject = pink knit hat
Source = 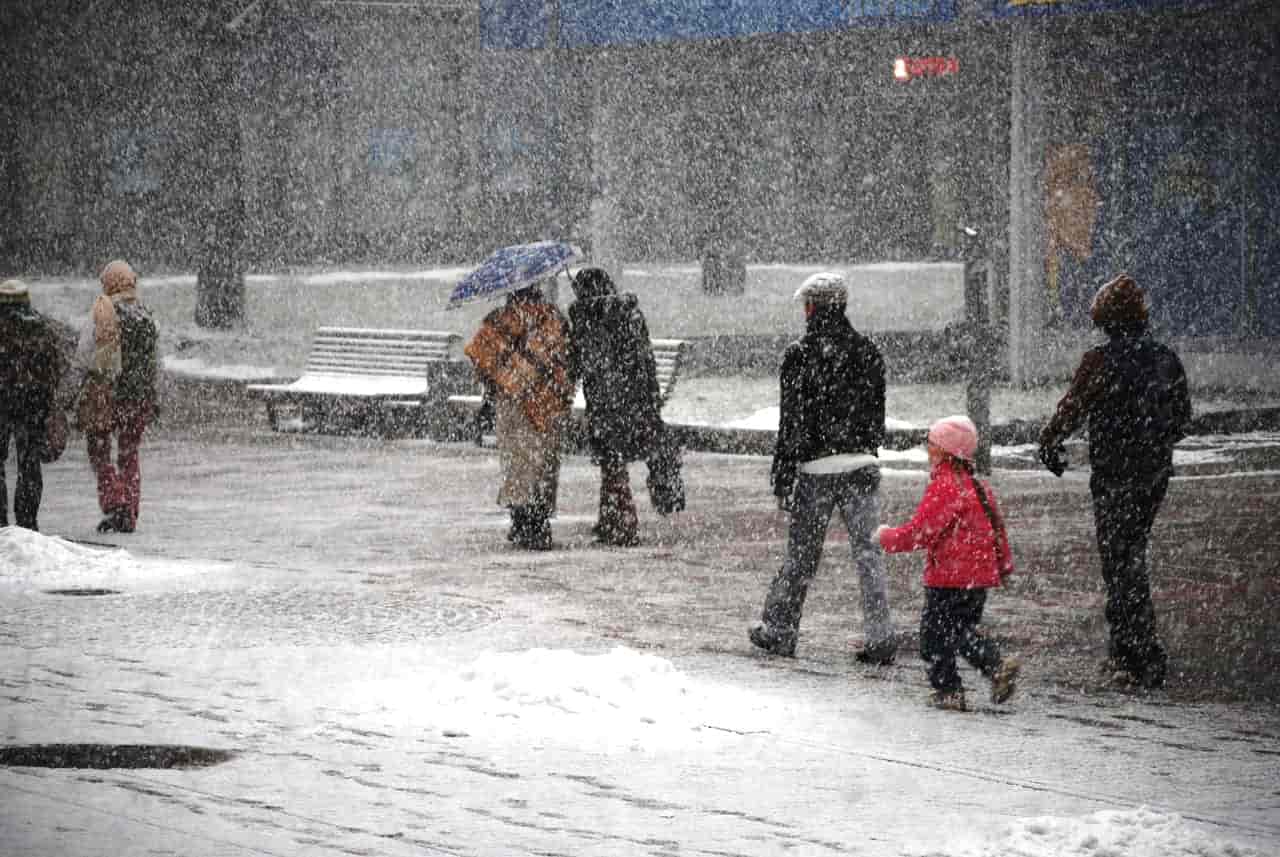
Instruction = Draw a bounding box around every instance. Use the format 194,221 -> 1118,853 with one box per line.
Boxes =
927,415 -> 978,462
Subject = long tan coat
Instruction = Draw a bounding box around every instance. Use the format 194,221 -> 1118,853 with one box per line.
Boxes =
465,295 -> 574,509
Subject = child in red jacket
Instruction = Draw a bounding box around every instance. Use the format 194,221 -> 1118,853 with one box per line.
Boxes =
878,416 -> 1020,711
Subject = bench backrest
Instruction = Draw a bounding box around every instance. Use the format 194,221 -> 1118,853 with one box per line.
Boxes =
651,338 -> 687,405
304,327 -> 464,377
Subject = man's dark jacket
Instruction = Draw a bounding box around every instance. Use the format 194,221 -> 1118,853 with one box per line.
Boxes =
569,291 -> 664,462
771,307 -> 885,499
0,301 -> 64,417
1040,327 -> 1191,479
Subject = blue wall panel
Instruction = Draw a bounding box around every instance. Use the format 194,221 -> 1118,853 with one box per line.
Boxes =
480,0 -> 550,49
481,1 -> 956,49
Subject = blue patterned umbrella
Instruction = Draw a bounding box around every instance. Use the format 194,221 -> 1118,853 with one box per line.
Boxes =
448,240 -> 583,308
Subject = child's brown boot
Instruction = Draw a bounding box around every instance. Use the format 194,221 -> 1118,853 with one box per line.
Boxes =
991,657 -> 1021,704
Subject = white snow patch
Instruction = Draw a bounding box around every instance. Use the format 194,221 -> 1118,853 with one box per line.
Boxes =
1173,447 -> 1235,466
356,646 -> 776,744
164,356 -> 277,381
721,405 -> 918,432
911,807 -> 1265,857
297,268 -> 473,286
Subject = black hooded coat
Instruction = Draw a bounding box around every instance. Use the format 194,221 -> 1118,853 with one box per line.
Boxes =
771,306 -> 885,500
568,276 -> 665,463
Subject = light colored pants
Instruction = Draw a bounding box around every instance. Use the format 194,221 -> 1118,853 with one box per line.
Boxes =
761,468 -> 896,650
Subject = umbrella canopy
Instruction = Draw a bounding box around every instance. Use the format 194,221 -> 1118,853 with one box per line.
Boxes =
448,241 -> 583,308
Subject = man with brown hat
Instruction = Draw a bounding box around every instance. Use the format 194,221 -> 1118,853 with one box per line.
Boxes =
0,279 -> 66,531
1038,273 -> 1192,690
749,272 -> 897,663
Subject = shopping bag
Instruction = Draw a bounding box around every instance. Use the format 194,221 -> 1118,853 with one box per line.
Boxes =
41,408 -> 68,463
76,379 -> 115,434
646,428 -> 686,515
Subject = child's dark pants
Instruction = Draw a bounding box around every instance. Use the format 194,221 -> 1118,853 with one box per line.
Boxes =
920,587 -> 1003,693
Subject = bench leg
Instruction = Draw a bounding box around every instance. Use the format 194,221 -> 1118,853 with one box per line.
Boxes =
265,401 -> 280,432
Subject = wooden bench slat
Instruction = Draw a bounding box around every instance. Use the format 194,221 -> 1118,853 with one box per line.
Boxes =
310,339 -> 454,353
304,365 -> 442,376
314,326 -> 460,340
306,355 -> 446,368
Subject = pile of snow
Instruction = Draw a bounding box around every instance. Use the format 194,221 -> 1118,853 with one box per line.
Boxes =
0,527 -> 140,583
0,528 -> 212,590
914,807 -> 1264,857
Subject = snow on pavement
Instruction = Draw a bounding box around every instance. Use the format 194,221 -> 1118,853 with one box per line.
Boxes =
3,526 -> 1274,857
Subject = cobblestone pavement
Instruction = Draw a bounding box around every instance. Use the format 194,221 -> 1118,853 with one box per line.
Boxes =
2,428 -> 1278,856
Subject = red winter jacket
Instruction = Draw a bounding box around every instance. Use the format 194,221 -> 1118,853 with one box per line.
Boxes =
880,465 -> 1014,589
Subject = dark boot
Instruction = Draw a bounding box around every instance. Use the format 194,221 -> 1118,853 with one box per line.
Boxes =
96,507 -> 132,534
596,459 -> 639,546
749,623 -> 797,657
513,505 -> 553,551
854,642 -> 898,666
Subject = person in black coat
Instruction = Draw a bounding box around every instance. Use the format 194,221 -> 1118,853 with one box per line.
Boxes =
0,279 -> 66,531
1039,273 -> 1192,690
568,267 -> 671,547
749,272 -> 897,662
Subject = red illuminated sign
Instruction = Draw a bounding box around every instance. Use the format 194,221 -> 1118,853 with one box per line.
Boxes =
893,56 -> 960,82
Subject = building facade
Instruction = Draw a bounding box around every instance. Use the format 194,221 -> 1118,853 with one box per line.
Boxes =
1,0 -> 1275,382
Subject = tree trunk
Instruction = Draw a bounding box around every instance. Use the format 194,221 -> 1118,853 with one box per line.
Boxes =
193,15 -> 246,329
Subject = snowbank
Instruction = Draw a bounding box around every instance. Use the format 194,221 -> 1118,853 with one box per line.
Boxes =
0,527 -> 140,582
0,528 -> 209,589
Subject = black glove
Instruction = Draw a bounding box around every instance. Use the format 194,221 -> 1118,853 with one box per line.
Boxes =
774,479 -> 796,512
1038,442 -> 1067,477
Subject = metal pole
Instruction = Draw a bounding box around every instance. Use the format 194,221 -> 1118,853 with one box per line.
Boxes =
961,226 -> 993,474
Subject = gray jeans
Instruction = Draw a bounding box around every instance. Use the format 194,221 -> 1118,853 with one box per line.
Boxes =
761,468 -> 896,649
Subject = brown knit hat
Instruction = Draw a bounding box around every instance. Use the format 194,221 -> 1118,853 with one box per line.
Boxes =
0,279 -> 30,303
1090,273 -> 1147,327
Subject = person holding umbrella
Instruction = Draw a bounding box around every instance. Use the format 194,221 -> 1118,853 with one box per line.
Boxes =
458,244 -> 578,550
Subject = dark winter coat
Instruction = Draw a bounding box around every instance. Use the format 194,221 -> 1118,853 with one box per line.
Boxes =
568,291 -> 665,462
1039,327 -> 1191,479
771,307 -> 886,500
0,301 -> 65,416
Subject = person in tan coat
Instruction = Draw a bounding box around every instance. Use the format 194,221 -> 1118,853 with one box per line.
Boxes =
464,283 -> 575,549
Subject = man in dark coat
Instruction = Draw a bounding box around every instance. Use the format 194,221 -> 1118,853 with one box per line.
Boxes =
1038,273 -> 1192,690
0,279 -> 66,531
568,267 -> 671,546
749,272 -> 897,662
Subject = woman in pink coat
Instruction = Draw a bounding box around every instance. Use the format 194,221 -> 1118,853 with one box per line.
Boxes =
878,416 -> 1021,711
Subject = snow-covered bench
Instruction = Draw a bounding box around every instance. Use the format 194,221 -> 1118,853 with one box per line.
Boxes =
446,338 -> 689,444
246,327 -> 473,436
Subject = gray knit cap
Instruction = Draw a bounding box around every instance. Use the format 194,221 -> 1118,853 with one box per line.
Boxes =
792,271 -> 847,305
